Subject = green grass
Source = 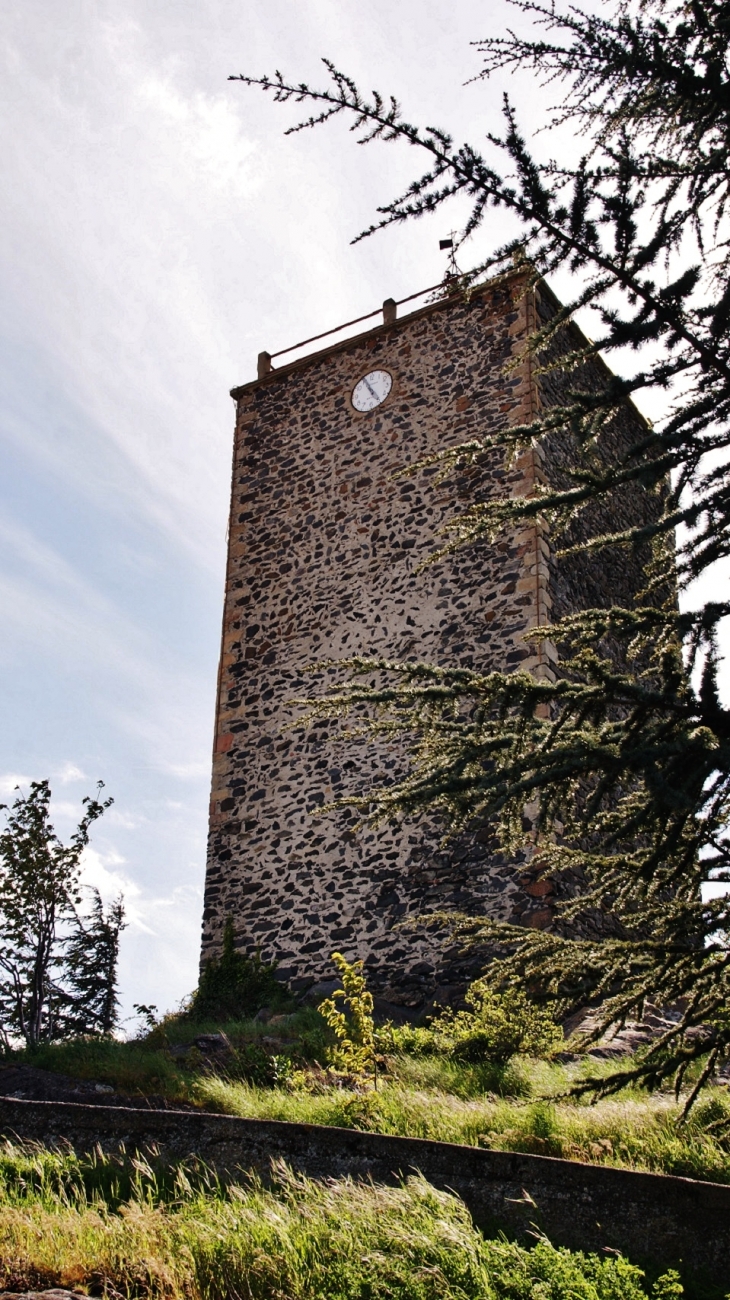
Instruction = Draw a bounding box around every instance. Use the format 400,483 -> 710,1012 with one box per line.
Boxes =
14,1034 -> 195,1099
3,1024 -> 726,1295
9,1008 -> 329,1100
0,1142 -> 684,1300
8,1014 -> 730,1186
195,1068 -> 730,1184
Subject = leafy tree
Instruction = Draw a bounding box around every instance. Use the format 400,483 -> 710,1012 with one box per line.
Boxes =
0,780 -> 113,1048
61,888 -> 126,1037
234,0 -> 730,1105
189,917 -> 289,1021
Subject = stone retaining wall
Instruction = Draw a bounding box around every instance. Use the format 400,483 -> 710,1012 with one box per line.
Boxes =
1,1098 -> 728,1289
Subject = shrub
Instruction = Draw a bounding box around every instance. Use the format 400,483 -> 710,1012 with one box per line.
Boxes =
429,981 -> 562,1065
187,919 -> 290,1022
226,1042 -> 294,1088
317,952 -> 376,1075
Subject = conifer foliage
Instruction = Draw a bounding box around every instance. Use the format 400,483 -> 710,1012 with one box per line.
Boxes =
235,1 -> 730,1102
0,780 -> 123,1048
189,917 -> 287,1022
62,888 -> 126,1038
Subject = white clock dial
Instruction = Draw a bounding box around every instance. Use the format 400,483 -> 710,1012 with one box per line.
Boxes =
352,369 -> 393,413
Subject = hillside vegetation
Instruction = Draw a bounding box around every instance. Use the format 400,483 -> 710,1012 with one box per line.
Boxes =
8,1001 -> 730,1186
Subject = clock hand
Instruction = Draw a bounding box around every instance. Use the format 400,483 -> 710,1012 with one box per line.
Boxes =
363,377 -> 379,401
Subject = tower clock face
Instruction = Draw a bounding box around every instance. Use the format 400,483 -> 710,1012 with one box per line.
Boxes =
352,369 -> 392,412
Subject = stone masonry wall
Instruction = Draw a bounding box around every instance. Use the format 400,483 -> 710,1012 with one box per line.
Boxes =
203,273 -> 650,1005
507,282 -> 659,934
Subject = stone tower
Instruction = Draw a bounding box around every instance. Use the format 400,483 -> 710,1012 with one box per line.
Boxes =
202,270 -> 649,1010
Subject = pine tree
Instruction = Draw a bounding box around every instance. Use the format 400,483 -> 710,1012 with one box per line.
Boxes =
0,780 -> 113,1048
61,888 -> 126,1037
235,2 -> 730,1105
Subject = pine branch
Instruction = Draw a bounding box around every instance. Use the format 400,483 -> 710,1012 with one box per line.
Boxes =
232,0 -> 730,1109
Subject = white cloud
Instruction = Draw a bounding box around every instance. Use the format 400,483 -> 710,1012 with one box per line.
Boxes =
80,845 -> 138,904
117,882 -> 205,1022
159,759 -> 211,781
49,800 -> 87,823
0,11 -> 260,565
55,762 -> 87,785
79,846 -> 204,1022
0,512 -> 212,777
107,808 -> 141,830
0,774 -> 31,798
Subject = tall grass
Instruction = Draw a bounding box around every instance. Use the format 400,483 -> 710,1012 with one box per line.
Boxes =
0,1143 -> 679,1300
196,1069 -> 730,1184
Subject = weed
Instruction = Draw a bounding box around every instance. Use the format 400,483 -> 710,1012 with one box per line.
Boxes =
194,1067 -> 730,1183
8,1006 -> 730,1187
18,1035 -> 193,1100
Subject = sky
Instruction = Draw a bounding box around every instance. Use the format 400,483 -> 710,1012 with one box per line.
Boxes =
1,0 -> 548,1028
3,0 -> 714,1028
